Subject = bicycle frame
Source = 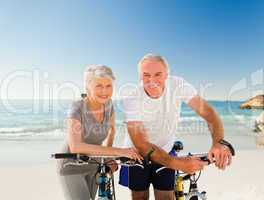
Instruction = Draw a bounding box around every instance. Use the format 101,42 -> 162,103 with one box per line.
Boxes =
175,171 -> 207,200
173,141 -> 207,200
96,157 -> 116,200
52,154 -> 134,200
53,139 -> 235,200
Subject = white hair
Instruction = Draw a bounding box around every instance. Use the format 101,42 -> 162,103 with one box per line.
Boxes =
137,53 -> 169,73
84,64 -> 115,90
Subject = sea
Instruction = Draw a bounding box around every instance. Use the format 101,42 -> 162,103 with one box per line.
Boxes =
0,99 -> 262,165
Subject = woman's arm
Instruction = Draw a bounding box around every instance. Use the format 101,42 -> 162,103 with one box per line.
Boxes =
67,118 -> 142,161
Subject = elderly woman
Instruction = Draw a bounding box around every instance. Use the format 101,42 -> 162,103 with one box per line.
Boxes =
58,65 -> 142,200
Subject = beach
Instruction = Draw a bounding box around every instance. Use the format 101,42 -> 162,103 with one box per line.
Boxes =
1,100 -> 264,199
1,149 -> 263,200
1,0 -> 264,199
1,128 -> 264,200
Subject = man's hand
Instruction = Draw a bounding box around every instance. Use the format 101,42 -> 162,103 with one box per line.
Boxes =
176,157 -> 208,174
208,143 -> 232,170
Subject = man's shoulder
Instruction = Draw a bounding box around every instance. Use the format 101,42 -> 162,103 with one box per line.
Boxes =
169,75 -> 184,81
167,75 -> 186,87
120,83 -> 142,101
121,95 -> 140,107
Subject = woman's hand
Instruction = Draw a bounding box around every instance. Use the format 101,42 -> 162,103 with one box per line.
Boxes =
119,147 -> 143,163
107,160 -> 118,173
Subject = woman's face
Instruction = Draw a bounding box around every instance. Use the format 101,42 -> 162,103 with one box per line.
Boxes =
87,77 -> 113,104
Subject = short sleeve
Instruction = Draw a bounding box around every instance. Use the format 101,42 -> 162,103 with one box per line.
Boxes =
121,97 -> 142,122
67,100 -> 82,121
173,77 -> 198,104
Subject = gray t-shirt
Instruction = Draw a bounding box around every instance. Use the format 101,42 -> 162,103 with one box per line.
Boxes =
57,99 -> 114,176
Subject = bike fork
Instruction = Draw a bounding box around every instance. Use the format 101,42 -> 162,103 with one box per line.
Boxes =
175,171 -> 184,200
186,176 -> 207,200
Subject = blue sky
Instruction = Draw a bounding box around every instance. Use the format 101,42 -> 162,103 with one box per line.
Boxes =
0,0 -> 263,100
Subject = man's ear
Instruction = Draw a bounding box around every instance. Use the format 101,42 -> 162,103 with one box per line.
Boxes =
139,73 -> 143,81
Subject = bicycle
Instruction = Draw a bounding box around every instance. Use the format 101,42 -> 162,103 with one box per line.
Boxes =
171,141 -> 235,200
52,153 -> 135,200
52,140 -> 235,200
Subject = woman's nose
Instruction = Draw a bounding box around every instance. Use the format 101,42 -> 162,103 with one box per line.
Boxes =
101,87 -> 109,94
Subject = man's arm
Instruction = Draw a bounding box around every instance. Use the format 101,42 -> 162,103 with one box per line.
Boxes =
127,121 -> 207,174
187,95 -> 232,169
187,95 -> 224,144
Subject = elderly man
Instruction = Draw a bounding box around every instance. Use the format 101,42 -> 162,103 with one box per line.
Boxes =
119,53 -> 233,200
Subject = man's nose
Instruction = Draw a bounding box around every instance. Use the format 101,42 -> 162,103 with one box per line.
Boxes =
148,76 -> 156,82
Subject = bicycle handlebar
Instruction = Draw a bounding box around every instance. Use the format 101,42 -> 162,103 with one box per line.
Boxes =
52,153 -> 79,159
51,153 -> 132,164
51,153 -> 211,165
52,150 -> 234,166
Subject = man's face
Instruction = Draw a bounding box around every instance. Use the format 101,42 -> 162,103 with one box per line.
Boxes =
140,60 -> 168,98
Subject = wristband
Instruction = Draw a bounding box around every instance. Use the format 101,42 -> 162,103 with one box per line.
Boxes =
219,139 -> 235,156
144,148 -> 155,164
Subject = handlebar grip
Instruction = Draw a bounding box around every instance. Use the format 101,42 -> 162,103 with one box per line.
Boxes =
118,157 -> 131,162
199,155 -> 211,165
51,153 -> 78,159
199,155 -> 210,162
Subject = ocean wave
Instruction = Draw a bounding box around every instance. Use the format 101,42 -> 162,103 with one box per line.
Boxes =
0,113 -> 259,140
0,126 -> 64,140
179,114 -> 258,122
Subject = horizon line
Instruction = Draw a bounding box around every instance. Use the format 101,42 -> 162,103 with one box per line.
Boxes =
0,98 -> 246,102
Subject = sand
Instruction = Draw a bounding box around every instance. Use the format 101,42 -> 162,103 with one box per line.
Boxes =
1,149 -> 264,200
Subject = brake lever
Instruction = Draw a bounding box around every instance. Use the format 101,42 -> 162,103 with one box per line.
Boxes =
188,153 -> 214,165
199,155 -> 213,165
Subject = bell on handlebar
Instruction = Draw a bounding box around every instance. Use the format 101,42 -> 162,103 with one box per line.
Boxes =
173,141 -> 183,152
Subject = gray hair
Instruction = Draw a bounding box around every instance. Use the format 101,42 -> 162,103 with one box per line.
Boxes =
84,64 -> 115,89
137,53 -> 169,73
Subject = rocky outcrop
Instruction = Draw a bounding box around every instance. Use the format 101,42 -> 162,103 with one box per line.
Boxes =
240,95 -> 264,109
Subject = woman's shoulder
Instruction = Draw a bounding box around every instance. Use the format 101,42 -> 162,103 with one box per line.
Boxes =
67,99 -> 84,117
70,99 -> 83,109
